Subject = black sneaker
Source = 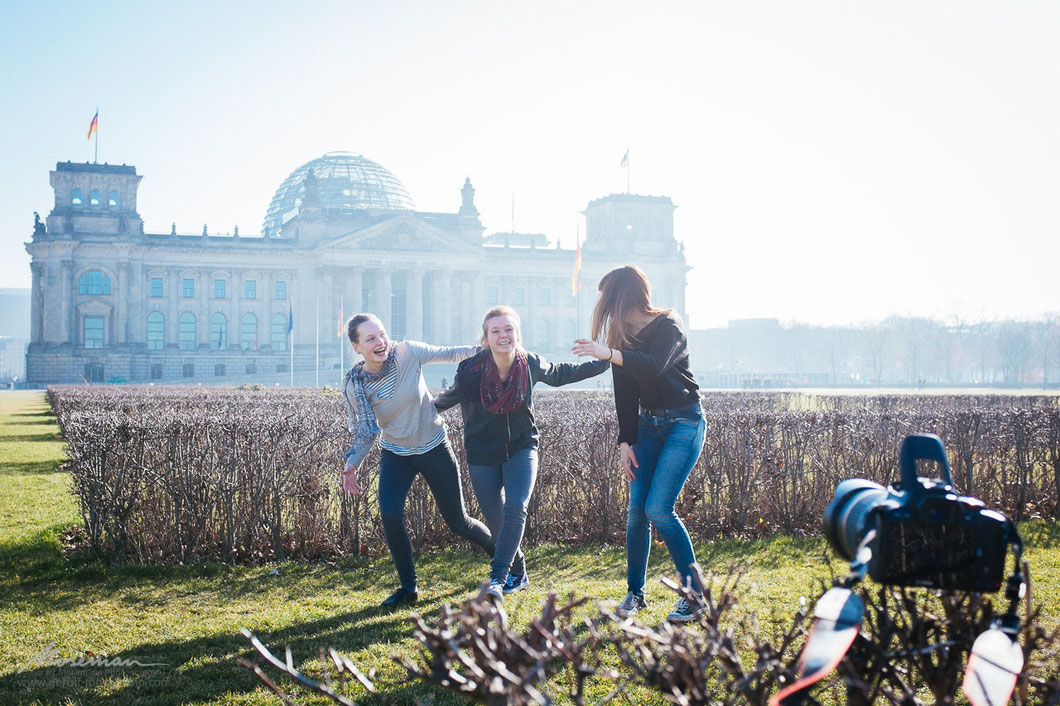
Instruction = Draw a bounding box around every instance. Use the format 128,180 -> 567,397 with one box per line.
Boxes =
666,594 -> 704,623
381,587 -> 418,607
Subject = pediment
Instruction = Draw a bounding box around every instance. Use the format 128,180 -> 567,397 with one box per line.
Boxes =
77,298 -> 113,316
146,267 -> 167,277
317,214 -> 477,254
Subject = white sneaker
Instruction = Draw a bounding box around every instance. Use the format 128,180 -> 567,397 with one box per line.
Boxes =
617,590 -> 647,617
486,578 -> 505,602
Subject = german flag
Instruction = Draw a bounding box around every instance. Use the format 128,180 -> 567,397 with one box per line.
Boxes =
571,239 -> 582,296
87,110 -> 99,140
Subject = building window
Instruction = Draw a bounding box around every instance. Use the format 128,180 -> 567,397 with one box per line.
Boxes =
210,312 -> 227,350
244,280 -> 256,299
178,312 -> 196,350
214,364 -> 226,377
537,320 -> 552,350
487,286 -> 498,305
108,190 -> 119,207
390,278 -> 406,340
182,278 -> 195,298
150,277 -> 163,298
79,271 -> 111,295
150,364 -> 163,380
183,363 -> 194,378
276,363 -> 288,373
272,314 -> 288,351
84,364 -> 104,382
540,287 -> 550,307
146,312 -> 164,350
72,189 -> 83,205
214,279 -> 226,299
241,313 -> 257,351
245,363 -> 257,375
513,287 -> 524,306
275,280 -> 286,300
83,316 -> 104,349
89,189 -> 101,206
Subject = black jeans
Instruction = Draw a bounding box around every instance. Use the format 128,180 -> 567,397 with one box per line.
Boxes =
378,439 -> 494,591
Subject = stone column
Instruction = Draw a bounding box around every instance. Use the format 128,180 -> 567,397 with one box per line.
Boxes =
116,260 -> 129,344
437,270 -> 452,344
526,276 -> 538,348
231,269 -> 242,350
30,262 -> 42,344
200,267 -> 211,348
471,272 -> 485,334
406,269 -> 424,341
62,260 -> 74,344
348,267 -> 363,316
167,267 -> 179,348
376,269 -> 392,330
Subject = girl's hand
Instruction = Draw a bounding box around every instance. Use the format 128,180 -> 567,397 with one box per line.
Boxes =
342,462 -> 363,495
619,442 -> 638,482
572,339 -> 609,359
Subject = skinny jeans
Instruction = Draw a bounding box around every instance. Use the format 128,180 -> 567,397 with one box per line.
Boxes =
378,439 -> 494,591
625,405 -> 706,594
467,446 -> 536,582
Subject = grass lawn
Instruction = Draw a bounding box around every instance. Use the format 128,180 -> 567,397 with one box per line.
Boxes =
1,390 -> 1057,705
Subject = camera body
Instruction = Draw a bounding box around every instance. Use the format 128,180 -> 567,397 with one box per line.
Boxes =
824,434 -> 1014,592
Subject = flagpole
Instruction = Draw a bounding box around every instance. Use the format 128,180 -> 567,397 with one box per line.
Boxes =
289,300 -> 294,387
315,295 -> 320,387
339,296 -> 344,386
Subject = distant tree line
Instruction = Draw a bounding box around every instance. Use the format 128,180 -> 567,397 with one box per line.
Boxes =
691,314 -> 1060,388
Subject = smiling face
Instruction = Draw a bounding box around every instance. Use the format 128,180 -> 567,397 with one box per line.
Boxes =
484,313 -> 520,356
351,318 -> 390,365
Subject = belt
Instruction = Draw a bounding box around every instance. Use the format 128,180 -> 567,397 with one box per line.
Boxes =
641,403 -> 701,420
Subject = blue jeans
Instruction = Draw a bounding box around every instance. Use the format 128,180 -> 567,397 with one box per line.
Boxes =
626,404 -> 705,594
468,446 -> 536,582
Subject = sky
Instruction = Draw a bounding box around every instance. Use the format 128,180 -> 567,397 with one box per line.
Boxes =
1,0 -> 1057,330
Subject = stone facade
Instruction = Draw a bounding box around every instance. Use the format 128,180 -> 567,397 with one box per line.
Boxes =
25,157 -> 689,385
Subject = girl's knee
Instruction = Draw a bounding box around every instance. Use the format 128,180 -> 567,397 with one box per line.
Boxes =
645,504 -> 677,527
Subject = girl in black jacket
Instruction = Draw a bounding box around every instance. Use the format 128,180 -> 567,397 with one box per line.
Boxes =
573,265 -> 705,622
437,305 -> 608,601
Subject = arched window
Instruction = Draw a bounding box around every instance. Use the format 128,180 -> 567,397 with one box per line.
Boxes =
147,312 -> 164,350
241,313 -> 257,351
72,189 -> 83,205
78,270 -> 111,295
108,190 -> 119,207
272,314 -> 288,351
210,313 -> 227,350
90,189 -> 101,206
178,313 -> 196,350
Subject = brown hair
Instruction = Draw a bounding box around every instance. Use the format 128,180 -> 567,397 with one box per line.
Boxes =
347,313 -> 382,343
480,306 -> 522,348
590,265 -> 671,348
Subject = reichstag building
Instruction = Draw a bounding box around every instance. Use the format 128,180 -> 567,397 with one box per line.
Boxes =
25,152 -> 689,384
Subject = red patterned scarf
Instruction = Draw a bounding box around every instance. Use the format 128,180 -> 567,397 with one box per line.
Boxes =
468,351 -> 530,414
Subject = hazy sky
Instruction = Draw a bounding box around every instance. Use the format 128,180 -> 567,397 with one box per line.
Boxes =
2,1 -> 1057,329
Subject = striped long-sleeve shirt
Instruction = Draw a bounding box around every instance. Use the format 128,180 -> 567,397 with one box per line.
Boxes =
341,340 -> 479,467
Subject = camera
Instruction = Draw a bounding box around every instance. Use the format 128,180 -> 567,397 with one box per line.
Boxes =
823,433 -> 1015,592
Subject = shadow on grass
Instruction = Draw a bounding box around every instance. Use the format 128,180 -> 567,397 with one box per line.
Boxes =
0,460 -> 65,475
1022,520 -> 1060,549
0,432 -> 62,443
0,602 -> 430,706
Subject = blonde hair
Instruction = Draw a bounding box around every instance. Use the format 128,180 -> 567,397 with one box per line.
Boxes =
480,306 -> 523,348
590,265 -> 671,349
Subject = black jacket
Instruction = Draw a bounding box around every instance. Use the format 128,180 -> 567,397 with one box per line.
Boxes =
613,313 -> 700,445
435,350 -> 609,466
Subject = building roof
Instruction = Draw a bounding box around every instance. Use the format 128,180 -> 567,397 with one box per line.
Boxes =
55,161 -> 137,175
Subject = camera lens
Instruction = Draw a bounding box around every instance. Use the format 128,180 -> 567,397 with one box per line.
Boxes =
823,479 -> 889,559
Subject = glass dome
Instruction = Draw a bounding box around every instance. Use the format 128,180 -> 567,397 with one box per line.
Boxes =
263,151 -> 414,235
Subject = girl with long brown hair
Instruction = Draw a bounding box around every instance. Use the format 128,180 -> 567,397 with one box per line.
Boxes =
572,265 -> 705,622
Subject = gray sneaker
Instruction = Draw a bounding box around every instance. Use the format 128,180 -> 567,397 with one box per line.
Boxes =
666,595 -> 704,623
617,591 -> 647,617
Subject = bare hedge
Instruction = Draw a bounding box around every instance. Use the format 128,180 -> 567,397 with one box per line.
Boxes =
48,386 -> 1060,564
